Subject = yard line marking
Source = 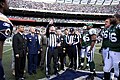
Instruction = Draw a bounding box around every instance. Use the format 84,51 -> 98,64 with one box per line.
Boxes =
3,48 -> 12,53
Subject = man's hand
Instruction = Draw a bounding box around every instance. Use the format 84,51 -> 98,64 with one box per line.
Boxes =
40,48 -> 43,51
38,51 -> 40,54
16,54 -> 19,58
57,43 -> 61,47
69,42 -> 72,45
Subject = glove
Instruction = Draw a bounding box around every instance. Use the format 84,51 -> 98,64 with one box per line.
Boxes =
87,51 -> 91,57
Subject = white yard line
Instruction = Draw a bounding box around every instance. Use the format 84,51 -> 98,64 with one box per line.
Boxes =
3,48 -> 12,53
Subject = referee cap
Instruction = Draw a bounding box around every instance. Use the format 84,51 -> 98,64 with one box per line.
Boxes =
70,28 -> 74,32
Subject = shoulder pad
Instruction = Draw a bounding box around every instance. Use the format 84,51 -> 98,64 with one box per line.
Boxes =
89,28 -> 96,35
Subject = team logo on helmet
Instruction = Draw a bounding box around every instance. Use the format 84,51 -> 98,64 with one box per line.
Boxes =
3,22 -> 10,27
5,28 -> 11,36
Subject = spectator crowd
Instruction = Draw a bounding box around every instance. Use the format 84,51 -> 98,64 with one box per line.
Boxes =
8,0 -> 120,14
8,16 -> 104,23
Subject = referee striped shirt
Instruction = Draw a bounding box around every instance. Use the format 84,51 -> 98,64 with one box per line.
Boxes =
66,34 -> 79,45
47,33 -> 57,48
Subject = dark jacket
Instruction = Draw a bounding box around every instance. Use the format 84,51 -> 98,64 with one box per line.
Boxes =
12,32 -> 27,57
26,33 -> 40,54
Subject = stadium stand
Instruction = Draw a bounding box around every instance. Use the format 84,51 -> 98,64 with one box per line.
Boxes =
8,0 -> 120,14
7,16 -> 104,24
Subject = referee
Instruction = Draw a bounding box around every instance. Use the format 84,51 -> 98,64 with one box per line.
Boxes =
46,24 -> 59,78
66,28 -> 79,70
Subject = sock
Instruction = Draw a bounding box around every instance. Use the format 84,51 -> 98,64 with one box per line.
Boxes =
81,58 -> 84,66
117,76 -> 120,80
86,58 -> 88,65
110,73 -> 114,80
89,61 -> 95,72
110,68 -> 114,79
104,72 -> 110,80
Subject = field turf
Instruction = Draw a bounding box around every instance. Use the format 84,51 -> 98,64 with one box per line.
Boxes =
3,43 -> 103,80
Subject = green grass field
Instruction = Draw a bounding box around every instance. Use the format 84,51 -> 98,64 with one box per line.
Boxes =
3,43 -> 103,80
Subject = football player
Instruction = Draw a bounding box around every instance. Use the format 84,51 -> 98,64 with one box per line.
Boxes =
79,26 -> 89,69
100,18 -> 111,63
0,0 -> 13,79
104,14 -> 120,80
101,18 -> 115,80
84,23 -> 97,80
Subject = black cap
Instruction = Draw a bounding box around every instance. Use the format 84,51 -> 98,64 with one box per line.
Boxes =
70,28 -> 74,32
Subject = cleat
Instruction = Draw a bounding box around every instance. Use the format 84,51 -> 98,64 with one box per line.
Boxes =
86,73 -> 94,80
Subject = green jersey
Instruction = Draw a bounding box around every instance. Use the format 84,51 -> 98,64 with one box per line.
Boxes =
109,24 -> 120,52
81,33 -> 87,47
101,28 -> 109,48
82,28 -> 96,47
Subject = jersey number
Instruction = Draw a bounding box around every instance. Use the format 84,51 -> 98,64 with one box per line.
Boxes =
103,31 -> 108,38
109,33 -> 117,42
83,34 -> 90,42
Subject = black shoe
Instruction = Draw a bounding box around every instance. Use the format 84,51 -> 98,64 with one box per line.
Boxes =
73,67 -> 77,71
93,72 -> 96,76
40,66 -> 44,70
61,68 -> 65,71
15,77 -> 19,80
46,74 -> 50,78
54,72 -> 59,76
33,71 -> 37,74
28,72 -> 33,75
84,66 -> 90,70
86,73 -> 94,80
69,64 -> 73,68
18,77 -> 24,80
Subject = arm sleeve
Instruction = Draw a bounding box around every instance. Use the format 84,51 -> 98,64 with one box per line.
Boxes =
40,35 -> 43,47
37,35 -> 40,50
12,34 -> 19,54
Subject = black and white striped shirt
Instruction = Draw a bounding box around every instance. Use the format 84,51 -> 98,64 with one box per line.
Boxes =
47,33 -> 57,48
66,34 -> 79,46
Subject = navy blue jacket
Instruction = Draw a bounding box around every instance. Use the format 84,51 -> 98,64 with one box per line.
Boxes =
26,33 -> 40,54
